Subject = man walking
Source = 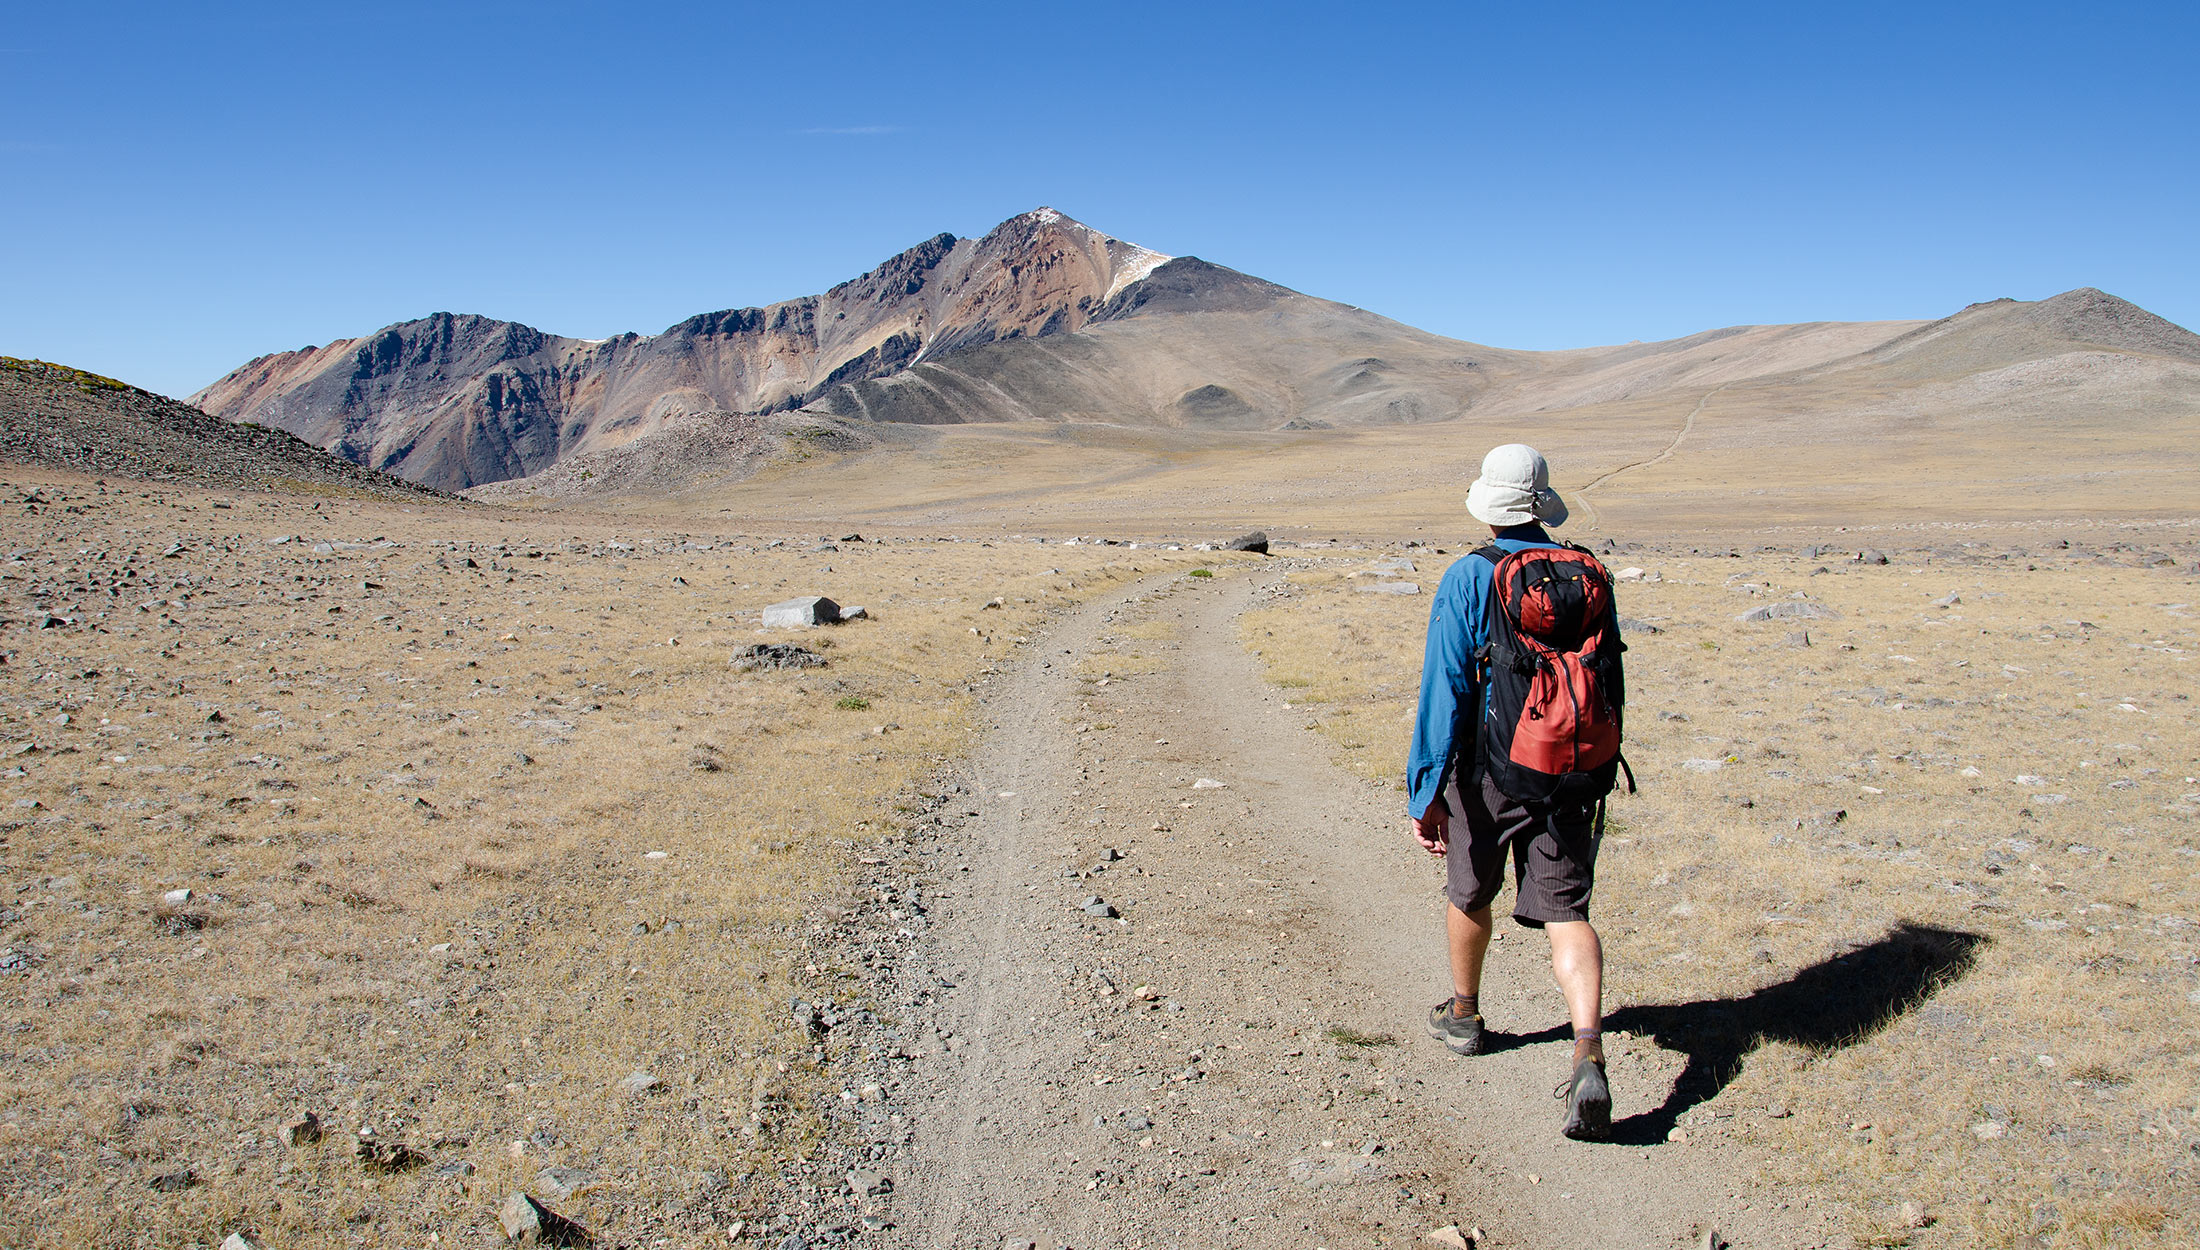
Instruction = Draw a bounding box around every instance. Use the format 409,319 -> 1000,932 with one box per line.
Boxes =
1407,443 -> 1617,1141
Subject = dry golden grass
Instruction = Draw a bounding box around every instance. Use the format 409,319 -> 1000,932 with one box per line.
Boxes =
1243,530 -> 2200,1249
0,469 -> 1205,1247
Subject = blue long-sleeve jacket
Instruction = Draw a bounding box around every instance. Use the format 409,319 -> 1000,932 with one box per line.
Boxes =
1406,530 -> 1564,817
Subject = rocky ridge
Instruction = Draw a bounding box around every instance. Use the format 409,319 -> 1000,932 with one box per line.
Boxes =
0,357 -> 445,501
190,210 -> 1173,490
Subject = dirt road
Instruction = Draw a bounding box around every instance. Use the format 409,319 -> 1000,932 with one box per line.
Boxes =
855,564 -> 1827,1249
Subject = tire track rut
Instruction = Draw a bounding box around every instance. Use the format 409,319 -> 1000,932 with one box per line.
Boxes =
874,564 -> 1816,1249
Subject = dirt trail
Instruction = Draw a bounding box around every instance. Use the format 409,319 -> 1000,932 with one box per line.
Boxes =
1573,384 -> 1731,528
878,565 -> 1822,1249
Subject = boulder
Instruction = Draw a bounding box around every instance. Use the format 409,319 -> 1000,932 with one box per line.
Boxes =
1222,531 -> 1270,554
763,596 -> 841,627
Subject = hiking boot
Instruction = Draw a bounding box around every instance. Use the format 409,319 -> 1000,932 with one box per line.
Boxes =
1427,1000 -> 1485,1056
1558,1055 -> 1611,1141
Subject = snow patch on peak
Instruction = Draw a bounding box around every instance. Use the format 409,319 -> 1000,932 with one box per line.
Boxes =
1029,206 -> 1064,225
1105,245 -> 1172,301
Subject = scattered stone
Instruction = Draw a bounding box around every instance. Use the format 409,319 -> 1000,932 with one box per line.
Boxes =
1424,1227 -> 1473,1249
1900,1201 -> 1933,1229
1355,581 -> 1421,595
1617,617 -> 1663,635
356,1140 -> 427,1172
762,596 -> 842,628
1081,897 -> 1116,919
838,605 -> 868,621
620,1070 -> 663,1096
1614,567 -> 1647,582
1931,592 -> 1962,607
1736,601 -> 1841,622
1123,1115 -> 1153,1132
848,1168 -> 892,1197
1972,1119 -> 2007,1140
161,888 -> 192,906
1856,549 -> 1890,565
1192,778 -> 1226,789
221,1235 -> 265,1250
1223,531 -> 1270,554
279,1110 -> 323,1147
731,643 -> 827,672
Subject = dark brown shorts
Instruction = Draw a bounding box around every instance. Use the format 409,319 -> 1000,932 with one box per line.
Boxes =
1442,771 -> 1600,928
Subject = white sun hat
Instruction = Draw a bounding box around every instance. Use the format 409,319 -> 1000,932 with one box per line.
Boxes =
1465,443 -> 1569,528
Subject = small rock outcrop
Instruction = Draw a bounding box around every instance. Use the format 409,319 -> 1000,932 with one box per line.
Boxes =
763,597 -> 842,628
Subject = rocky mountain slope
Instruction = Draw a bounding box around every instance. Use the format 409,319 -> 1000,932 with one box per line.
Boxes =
0,357 -> 444,500
191,210 -> 1173,490
192,209 -> 2200,500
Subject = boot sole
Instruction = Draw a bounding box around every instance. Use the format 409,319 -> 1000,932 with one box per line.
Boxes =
1561,1060 -> 1611,1141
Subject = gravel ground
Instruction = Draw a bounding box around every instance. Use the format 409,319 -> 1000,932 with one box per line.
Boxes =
751,565 -> 1834,1250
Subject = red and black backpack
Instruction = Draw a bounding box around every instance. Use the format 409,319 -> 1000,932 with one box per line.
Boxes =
1473,542 -> 1633,807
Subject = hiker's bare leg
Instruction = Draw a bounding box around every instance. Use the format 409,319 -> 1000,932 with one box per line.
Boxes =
1448,902 -> 1493,1002
1546,919 -> 1603,1059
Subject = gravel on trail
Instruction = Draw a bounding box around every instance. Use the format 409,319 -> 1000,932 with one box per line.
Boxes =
757,566 -> 1830,1249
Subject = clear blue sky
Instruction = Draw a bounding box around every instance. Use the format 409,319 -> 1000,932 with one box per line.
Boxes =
4,1 -> 2194,399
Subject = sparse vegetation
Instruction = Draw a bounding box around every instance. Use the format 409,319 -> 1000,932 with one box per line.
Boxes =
1245,536 -> 2200,1248
0,469 -> 1207,1247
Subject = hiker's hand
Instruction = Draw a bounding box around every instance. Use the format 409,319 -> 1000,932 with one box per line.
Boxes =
1412,803 -> 1449,855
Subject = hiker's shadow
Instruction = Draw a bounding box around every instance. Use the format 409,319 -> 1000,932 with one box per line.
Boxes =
1493,921 -> 1987,1146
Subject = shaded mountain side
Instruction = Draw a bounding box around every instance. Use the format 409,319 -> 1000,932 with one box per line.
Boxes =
191,209 -> 1173,490
466,410 -> 882,504
0,357 -> 447,500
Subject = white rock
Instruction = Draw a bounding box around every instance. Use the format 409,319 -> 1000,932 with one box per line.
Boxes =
762,596 -> 840,628
162,888 -> 193,906
1192,778 -> 1226,789
1615,567 -> 1646,581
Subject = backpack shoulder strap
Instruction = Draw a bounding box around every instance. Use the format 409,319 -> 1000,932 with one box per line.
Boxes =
1471,543 -> 1509,567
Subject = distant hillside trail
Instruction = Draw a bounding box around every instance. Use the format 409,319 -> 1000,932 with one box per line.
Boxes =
880,565 -> 1822,1249
1573,383 -> 1731,528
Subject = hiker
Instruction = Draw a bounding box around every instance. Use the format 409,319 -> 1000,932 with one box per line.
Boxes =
1407,443 -> 1628,1141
